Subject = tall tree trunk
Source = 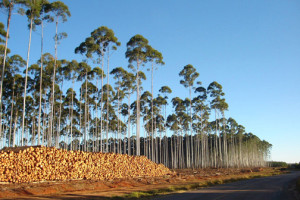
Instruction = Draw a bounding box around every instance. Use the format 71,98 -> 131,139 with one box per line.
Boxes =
189,85 -> 194,168
0,3 -> 12,121
12,110 -> 18,147
32,114 -> 35,145
136,59 -> 140,156
127,94 -> 131,156
42,90 -> 47,146
117,81 -> 120,154
49,18 -> 59,147
151,63 -> 154,160
106,50 -> 110,153
57,81 -> 63,148
79,85 -> 82,150
84,71 -> 87,151
21,17 -> 33,146
8,78 -> 15,147
95,77 -> 99,152
70,77 -> 75,150
37,20 -> 44,146
100,51 -> 104,152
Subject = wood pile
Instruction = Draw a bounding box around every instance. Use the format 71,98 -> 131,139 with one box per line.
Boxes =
0,146 -> 172,183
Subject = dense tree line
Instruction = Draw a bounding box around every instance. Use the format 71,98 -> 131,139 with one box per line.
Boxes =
0,0 -> 271,169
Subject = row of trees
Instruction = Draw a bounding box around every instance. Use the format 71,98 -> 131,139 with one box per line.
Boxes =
0,0 -> 271,169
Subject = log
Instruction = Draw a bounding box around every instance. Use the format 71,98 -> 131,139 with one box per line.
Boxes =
0,146 -> 172,183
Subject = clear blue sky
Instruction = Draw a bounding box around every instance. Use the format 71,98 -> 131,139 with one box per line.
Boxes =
1,0 -> 299,163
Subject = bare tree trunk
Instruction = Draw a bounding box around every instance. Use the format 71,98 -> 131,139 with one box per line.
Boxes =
42,91 -> 47,146
95,77 -> 99,152
70,78 -> 75,150
151,63 -> 154,160
127,94 -> 131,156
0,4 -> 12,125
136,59 -> 140,156
37,20 -> 44,146
87,99 -> 90,151
117,81 -> 120,154
189,85 -> 194,168
12,111 -> 18,147
8,78 -> 15,147
49,18 -> 59,147
57,81 -> 63,148
32,90 -> 36,145
21,17 -> 33,146
84,71 -> 87,151
100,51 -> 104,152
79,85 -> 82,150
106,48 -> 110,153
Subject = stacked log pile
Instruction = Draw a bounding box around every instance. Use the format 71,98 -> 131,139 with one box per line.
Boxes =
0,146 -> 172,183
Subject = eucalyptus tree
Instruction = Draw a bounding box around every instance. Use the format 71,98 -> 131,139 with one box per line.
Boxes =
166,113 -> 181,168
125,34 -> 152,155
152,95 -> 166,163
40,53 -> 54,142
121,70 -> 135,155
139,90 -> 151,157
3,55 -> 25,146
101,83 -> 115,152
0,23 -> 8,146
34,0 -> 53,144
146,46 -> 164,159
236,124 -> 245,167
9,74 -> 24,146
89,66 -> 105,151
226,117 -> 239,167
207,82 -> 221,167
110,67 -> 127,153
82,80 -> 97,151
193,85 -> 210,168
0,22 -> 8,112
158,86 -> 172,166
75,26 -> 120,152
179,64 -> 199,167
51,80 -> 65,147
192,101 -> 210,168
0,22 -> 7,51
142,94 -> 165,161
110,89 -> 126,154
77,61 -> 92,151
170,96 -> 191,168
63,88 -> 80,150
179,100 -> 192,168
55,59 -> 69,148
24,95 -> 34,145
21,0 -> 42,146
98,29 -> 120,151
27,63 -> 42,145
120,102 -> 129,153
62,60 -> 79,149
47,0 -> 70,147
0,0 -> 25,111
207,81 -> 229,167
92,27 -> 120,153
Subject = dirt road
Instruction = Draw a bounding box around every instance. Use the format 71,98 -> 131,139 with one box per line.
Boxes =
153,171 -> 300,200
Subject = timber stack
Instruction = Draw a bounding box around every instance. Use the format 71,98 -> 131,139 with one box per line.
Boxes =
0,146 -> 172,183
